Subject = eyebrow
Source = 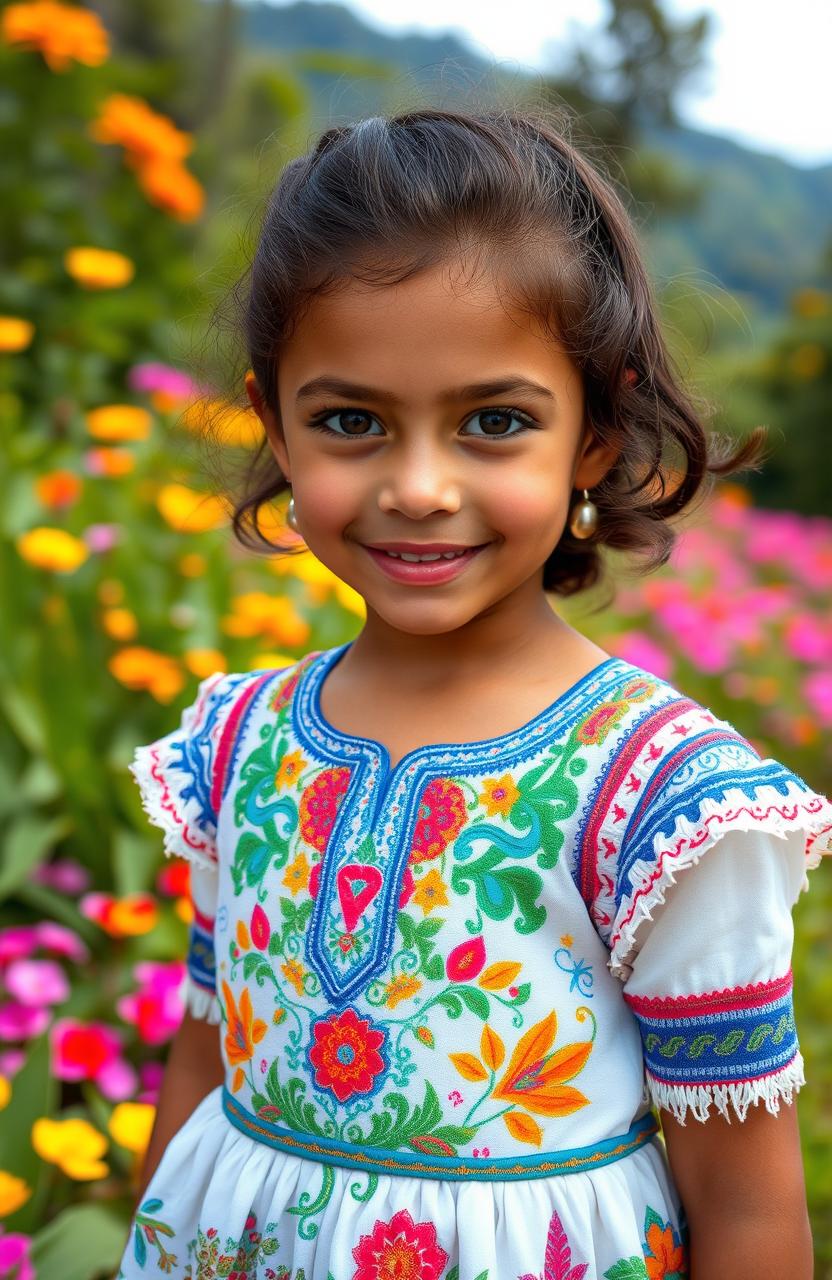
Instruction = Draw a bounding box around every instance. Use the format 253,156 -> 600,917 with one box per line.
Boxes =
294,375 -> 558,408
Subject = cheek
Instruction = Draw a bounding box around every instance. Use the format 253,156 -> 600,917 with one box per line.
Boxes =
485,468 -> 568,544
292,465 -> 357,536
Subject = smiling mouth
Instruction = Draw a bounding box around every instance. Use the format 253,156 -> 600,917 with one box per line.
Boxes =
362,543 -> 489,562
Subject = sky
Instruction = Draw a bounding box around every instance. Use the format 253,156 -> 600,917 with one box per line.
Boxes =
278,0 -> 832,167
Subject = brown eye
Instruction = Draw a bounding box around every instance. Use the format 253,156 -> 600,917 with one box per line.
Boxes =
462,408 -> 536,438
310,409 -> 384,437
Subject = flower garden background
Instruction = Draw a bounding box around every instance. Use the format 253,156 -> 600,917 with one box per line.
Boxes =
1,4 -> 831,1277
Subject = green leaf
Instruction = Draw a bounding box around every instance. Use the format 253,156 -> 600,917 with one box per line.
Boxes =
0,813 -> 72,900
0,1034 -> 57,1233
604,1259 -> 649,1280
457,985 -> 490,1020
32,1203 -> 128,1280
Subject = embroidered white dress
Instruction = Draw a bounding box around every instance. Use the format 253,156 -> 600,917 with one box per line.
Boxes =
117,645 -> 832,1280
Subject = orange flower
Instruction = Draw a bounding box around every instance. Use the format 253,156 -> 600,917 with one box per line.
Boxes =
0,316 -> 34,352
35,469 -> 82,509
108,646 -> 185,703
492,1010 -> 591,1117
16,526 -> 89,572
90,93 -> 193,164
101,607 -> 138,641
86,404 -> 151,442
136,160 -> 205,223
182,398 -> 263,447
184,649 -> 227,679
644,1221 -> 686,1279
221,980 -> 267,1066
85,446 -> 135,477
2,1 -> 108,72
222,592 -> 310,647
64,246 -> 133,289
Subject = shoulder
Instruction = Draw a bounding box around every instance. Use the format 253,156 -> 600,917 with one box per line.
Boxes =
576,660 -> 832,970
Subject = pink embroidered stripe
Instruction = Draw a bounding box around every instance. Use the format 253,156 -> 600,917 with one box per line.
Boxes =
192,906 -> 215,931
211,671 -> 276,817
580,698 -> 698,907
624,970 -> 793,1020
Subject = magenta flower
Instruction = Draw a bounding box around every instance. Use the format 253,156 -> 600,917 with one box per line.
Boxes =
116,961 -> 185,1045
0,1049 -> 26,1077
804,671 -> 832,726
29,857 -> 91,894
35,921 -> 89,963
0,1002 -> 50,1041
0,1230 -> 35,1280
82,523 -> 121,552
50,1017 -> 137,1100
4,958 -> 69,1007
0,927 -> 40,964
128,361 -> 202,401
138,1059 -> 165,1105
606,631 -> 673,680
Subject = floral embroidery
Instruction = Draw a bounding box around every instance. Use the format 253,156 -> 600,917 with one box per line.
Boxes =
384,972 -> 423,1008
603,1207 -> 687,1279
131,1196 -> 177,1272
445,935 -> 486,983
351,1207 -> 448,1280
250,903 -> 270,949
479,773 -> 520,818
411,867 -> 449,915
298,767 -> 352,851
275,748 -> 308,791
518,1207 -> 587,1280
307,1007 -> 388,1103
282,851 -> 312,895
409,778 -> 467,863
222,980 -> 267,1089
185,1211 -> 281,1279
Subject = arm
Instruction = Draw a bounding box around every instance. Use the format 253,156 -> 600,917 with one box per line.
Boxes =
134,1008 -> 224,1206
662,1102 -> 813,1280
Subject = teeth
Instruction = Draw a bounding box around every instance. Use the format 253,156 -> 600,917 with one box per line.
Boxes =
384,549 -> 469,562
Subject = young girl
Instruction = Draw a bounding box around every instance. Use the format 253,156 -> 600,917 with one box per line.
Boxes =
118,108 -> 831,1280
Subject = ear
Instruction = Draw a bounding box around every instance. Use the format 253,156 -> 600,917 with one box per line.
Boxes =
245,370 -> 291,480
571,424 -> 620,492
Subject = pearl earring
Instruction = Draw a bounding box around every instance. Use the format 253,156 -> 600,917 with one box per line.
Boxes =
286,495 -> 299,532
568,489 -> 599,540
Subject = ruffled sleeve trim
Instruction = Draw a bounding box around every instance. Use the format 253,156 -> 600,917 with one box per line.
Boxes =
183,972 -> 222,1024
129,734 -> 218,870
644,1052 -> 806,1125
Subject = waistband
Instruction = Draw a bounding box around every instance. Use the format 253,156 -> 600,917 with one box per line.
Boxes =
222,1088 -> 659,1182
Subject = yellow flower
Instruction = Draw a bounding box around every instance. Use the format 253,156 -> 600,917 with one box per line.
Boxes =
280,958 -> 307,997
16,526 -> 89,573
156,483 -> 228,533
32,1116 -> 109,1180
222,592 -> 310,647
275,749 -> 308,791
0,316 -> 34,352
108,1102 -> 155,1156
86,404 -> 151,442
282,851 -> 311,896
185,649 -> 227,679
174,896 -> 193,924
251,651 -> 296,670
0,1076 -> 10,1109
101,607 -> 138,641
2,1 -> 109,72
560,934 -> 574,948
64,246 -> 134,289
334,579 -> 366,618
90,94 -> 192,164
108,646 -> 185,703
411,868 -> 448,916
478,773 -> 520,818
136,160 -> 205,223
384,973 -> 423,1009
181,398 -> 262,447
0,1169 -> 31,1216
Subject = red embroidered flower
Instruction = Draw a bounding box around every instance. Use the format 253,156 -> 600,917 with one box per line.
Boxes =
250,903 -> 270,950
308,1007 -> 387,1103
408,779 -> 466,864
445,934 -> 486,983
576,701 -> 626,745
299,767 -> 352,852
352,1207 -> 449,1280
309,860 -> 321,898
398,865 -> 415,907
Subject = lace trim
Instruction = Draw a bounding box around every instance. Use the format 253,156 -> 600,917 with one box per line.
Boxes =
645,1052 -> 805,1124
183,973 -> 222,1024
624,970 -> 793,1017
129,739 -> 218,871
609,789 -> 832,979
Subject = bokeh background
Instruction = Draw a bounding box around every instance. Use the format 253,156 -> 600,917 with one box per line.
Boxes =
0,1 -> 830,1275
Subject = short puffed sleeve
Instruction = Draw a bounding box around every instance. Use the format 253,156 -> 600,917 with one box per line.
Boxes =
580,695 -> 832,1122
129,670 -> 256,1022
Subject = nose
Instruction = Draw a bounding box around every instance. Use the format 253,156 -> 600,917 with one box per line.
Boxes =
376,441 -> 462,519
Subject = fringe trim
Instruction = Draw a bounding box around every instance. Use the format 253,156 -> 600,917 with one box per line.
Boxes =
609,791 -> 832,980
184,973 -> 222,1024
129,740 -> 218,871
645,1052 -> 806,1125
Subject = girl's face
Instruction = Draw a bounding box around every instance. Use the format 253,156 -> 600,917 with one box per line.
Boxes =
248,258 -> 618,639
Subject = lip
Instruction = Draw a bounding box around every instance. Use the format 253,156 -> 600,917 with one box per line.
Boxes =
362,542 -> 489,585
364,541 -> 482,553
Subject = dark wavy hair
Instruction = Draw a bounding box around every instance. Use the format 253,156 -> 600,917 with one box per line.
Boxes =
212,105 -> 767,597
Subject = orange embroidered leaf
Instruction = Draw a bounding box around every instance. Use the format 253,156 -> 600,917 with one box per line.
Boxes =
493,1010 -> 557,1098
535,1040 -> 593,1086
231,1067 -> 245,1093
236,919 -> 250,950
252,1019 -> 268,1045
480,1024 -> 505,1071
448,1052 -> 488,1082
503,1110 -> 543,1146
478,961 -> 522,990
514,1084 -> 589,1118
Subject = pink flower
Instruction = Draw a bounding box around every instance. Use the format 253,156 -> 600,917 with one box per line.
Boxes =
50,1018 -> 137,1100
29,858 -> 91,894
606,631 -> 673,680
0,1002 -> 50,1041
82,522 -> 121,552
804,671 -> 832,726
0,928 -> 40,964
116,961 -> 185,1045
4,959 -> 69,1007
35,922 -> 89,963
784,613 -> 831,665
128,361 -> 202,401
137,1059 -> 165,1105
0,1230 -> 35,1280
0,1049 -> 26,1077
